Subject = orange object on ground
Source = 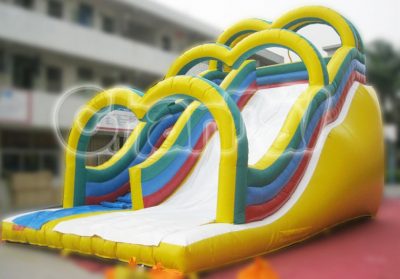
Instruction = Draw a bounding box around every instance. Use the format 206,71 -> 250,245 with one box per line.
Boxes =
104,267 -> 116,279
128,257 -> 137,268
237,258 -> 279,279
150,262 -> 184,279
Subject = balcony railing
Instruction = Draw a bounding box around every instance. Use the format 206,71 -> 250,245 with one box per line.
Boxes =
0,3 -> 177,75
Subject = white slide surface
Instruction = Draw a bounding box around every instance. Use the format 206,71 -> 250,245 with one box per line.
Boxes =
53,83 -> 310,246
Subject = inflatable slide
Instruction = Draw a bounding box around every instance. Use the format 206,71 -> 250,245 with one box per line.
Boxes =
2,6 -> 384,273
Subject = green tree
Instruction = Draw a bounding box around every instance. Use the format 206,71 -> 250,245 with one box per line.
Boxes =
366,40 -> 400,122
366,40 -> 400,182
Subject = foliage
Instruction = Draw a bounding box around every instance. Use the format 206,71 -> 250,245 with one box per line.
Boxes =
366,40 -> 400,122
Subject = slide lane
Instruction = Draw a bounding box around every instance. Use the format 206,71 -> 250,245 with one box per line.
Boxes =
11,60 -> 308,229
50,73 -> 333,245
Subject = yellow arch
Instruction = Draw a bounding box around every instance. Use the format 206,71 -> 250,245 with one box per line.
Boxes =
216,18 -> 271,46
166,29 -> 327,87
166,44 -> 231,78
208,6 -> 359,73
209,18 -> 271,71
249,7 -> 362,170
271,6 -> 357,48
130,76 -> 242,223
63,87 -> 143,207
65,76 -> 243,223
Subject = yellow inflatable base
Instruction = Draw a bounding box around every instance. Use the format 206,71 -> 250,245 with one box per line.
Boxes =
1,84 -> 384,273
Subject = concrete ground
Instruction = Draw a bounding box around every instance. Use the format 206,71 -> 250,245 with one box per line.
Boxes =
383,184 -> 400,197
0,244 -> 102,279
1,186 -> 400,279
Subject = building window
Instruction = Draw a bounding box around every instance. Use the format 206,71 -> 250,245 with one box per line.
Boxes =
42,153 -> 59,175
102,76 -> 116,88
3,154 -> 20,174
23,153 -> 39,172
119,73 -> 129,84
47,0 -> 63,19
76,3 -> 93,27
77,67 -> 93,82
14,0 -> 34,9
134,72 -> 158,90
2,130 -> 31,149
1,130 -> 60,178
2,151 -> 60,178
102,16 -> 115,34
124,21 -> 154,44
12,55 -> 38,90
161,36 -> 171,51
46,66 -> 62,92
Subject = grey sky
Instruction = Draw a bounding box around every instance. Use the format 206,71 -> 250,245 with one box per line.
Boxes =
153,0 -> 399,48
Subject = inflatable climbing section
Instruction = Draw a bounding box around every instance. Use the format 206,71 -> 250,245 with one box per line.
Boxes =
2,6 -> 384,273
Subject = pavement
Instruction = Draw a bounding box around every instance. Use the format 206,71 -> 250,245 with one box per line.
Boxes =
1,186 -> 400,279
0,243 -> 103,279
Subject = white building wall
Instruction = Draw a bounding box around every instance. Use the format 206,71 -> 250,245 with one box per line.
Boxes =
0,2 -> 178,75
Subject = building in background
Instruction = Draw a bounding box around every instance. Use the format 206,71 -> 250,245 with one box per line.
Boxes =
323,44 -> 340,56
0,0 -> 282,211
